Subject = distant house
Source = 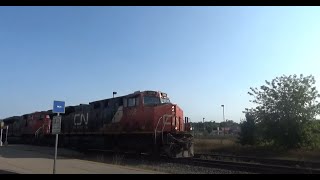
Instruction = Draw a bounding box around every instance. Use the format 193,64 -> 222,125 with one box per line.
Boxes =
210,126 -> 240,136
229,126 -> 241,135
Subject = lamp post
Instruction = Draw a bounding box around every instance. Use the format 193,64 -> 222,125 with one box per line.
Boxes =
0,121 -> 3,146
221,105 -> 225,136
203,118 -> 205,132
112,92 -> 117,118
5,125 -> 8,145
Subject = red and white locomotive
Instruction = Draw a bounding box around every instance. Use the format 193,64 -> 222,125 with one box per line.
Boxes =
2,90 -> 194,158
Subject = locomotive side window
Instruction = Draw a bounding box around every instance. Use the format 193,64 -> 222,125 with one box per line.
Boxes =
123,98 -> 127,107
23,115 -> 28,127
35,114 -> 39,119
128,98 -> 136,107
104,100 -> 109,108
118,98 -> 123,106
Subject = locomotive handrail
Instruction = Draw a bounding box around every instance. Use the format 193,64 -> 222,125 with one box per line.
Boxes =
154,116 -> 163,144
35,125 -> 44,138
161,115 -> 175,143
154,114 -> 175,145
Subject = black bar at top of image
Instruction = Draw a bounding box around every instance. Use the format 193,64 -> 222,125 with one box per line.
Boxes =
1,0 -> 319,6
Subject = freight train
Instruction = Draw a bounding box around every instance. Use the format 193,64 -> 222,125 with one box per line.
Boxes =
1,90 -> 194,158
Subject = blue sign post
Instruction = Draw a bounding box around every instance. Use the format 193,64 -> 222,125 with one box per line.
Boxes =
52,100 -> 65,174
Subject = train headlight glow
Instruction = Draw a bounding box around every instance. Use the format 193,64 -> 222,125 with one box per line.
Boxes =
175,126 -> 178,130
190,127 -> 193,131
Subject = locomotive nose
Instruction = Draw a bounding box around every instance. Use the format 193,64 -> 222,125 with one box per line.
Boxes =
171,104 -> 184,131
173,105 -> 183,118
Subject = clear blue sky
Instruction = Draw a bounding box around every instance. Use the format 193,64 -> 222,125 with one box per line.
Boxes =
1,6 -> 320,122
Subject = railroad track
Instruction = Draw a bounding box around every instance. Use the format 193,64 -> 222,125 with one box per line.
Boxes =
195,153 -> 320,170
83,149 -> 320,174
174,157 -> 320,174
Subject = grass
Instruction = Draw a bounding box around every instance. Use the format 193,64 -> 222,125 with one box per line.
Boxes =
194,137 -> 320,162
194,137 -> 238,154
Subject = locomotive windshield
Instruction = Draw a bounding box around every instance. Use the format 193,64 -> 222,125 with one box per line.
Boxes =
143,96 -> 171,105
143,91 -> 171,105
143,96 -> 160,105
161,98 -> 170,103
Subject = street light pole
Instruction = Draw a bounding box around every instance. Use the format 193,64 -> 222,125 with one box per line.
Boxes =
5,125 -> 8,145
112,92 -> 117,119
203,118 -> 205,132
221,105 -> 225,136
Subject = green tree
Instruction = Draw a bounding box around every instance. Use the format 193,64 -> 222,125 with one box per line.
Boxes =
238,112 -> 256,145
248,74 -> 320,149
205,121 -> 218,134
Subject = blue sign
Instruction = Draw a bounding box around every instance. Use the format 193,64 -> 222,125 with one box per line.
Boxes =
53,101 -> 65,113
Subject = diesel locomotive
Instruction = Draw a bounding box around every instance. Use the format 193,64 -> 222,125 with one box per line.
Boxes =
1,90 -> 194,158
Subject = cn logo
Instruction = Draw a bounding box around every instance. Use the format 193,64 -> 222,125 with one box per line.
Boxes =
74,113 -> 89,126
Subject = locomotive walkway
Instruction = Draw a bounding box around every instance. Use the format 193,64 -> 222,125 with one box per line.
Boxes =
0,144 -> 160,174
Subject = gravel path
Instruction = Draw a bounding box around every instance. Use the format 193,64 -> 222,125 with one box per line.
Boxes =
83,153 -> 254,174
3,145 -> 254,174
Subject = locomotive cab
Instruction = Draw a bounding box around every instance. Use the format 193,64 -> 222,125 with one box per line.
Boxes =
140,91 -> 187,132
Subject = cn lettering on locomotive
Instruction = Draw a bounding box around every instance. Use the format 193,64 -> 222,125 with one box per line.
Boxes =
74,113 -> 89,126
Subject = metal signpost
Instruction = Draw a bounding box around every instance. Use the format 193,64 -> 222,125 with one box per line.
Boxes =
52,100 -> 65,174
4,125 -> 8,146
0,121 -> 3,147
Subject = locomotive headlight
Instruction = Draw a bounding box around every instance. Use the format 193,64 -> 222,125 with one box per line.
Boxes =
172,106 -> 175,112
175,126 -> 178,130
190,127 -> 193,131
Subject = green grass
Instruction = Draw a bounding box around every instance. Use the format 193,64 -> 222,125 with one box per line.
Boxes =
194,137 -> 320,162
194,137 -> 238,153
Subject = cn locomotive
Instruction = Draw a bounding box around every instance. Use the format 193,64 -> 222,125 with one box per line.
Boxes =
2,90 -> 194,158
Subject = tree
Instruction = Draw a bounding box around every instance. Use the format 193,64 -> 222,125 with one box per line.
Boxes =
247,74 -> 320,149
205,122 -> 218,134
238,112 -> 256,145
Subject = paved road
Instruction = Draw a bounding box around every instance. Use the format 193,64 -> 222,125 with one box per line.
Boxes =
0,144 -> 161,174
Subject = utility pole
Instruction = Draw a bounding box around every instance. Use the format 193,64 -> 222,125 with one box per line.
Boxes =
112,92 -> 117,119
5,125 -> 8,145
203,118 -> 205,132
0,121 -> 3,146
221,105 -> 225,136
